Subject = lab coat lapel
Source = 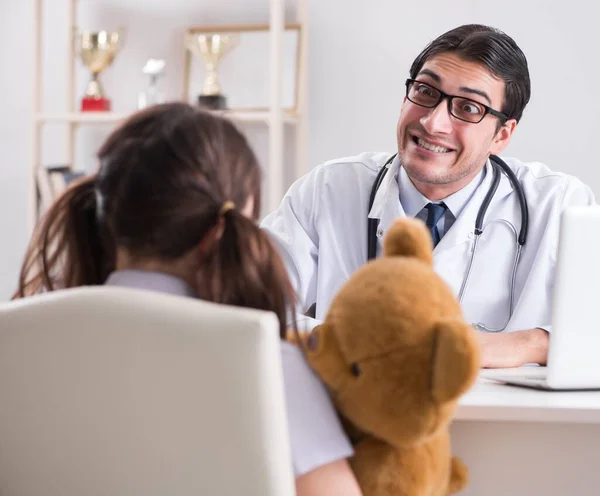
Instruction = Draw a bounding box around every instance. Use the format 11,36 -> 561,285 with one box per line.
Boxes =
367,156 -> 406,252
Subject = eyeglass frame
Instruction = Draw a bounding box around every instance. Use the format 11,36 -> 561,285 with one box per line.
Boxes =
404,78 -> 509,124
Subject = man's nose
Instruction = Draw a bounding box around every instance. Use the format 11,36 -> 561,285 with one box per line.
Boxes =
420,99 -> 453,135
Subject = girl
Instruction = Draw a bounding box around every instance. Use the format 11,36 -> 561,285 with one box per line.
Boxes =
15,102 -> 362,496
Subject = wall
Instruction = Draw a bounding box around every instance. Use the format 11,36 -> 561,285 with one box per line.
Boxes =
306,0 -> 600,186
1,0 -> 598,300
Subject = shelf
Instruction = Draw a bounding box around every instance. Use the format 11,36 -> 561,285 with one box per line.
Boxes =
35,109 -> 299,125
218,109 -> 299,124
35,112 -> 130,124
30,0 -> 308,230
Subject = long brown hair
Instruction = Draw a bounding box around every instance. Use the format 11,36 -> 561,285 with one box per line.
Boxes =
15,102 -> 296,338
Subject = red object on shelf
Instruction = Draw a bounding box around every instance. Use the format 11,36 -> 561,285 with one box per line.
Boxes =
81,97 -> 111,112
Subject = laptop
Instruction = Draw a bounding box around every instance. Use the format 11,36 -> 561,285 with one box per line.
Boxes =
485,205 -> 600,391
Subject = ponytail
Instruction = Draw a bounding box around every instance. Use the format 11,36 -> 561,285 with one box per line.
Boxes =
196,211 -> 297,339
13,175 -> 115,299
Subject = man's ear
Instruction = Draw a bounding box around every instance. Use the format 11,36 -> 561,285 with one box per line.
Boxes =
489,119 -> 517,156
305,324 -> 349,391
431,319 -> 481,403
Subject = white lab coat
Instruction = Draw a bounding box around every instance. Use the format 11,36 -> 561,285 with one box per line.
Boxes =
261,152 -> 596,332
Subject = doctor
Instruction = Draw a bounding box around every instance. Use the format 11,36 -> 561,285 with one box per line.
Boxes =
261,24 -> 596,368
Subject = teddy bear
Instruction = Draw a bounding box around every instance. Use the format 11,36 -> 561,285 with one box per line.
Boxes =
300,217 -> 481,495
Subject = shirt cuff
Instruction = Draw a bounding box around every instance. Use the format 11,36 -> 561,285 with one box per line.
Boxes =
294,315 -> 323,332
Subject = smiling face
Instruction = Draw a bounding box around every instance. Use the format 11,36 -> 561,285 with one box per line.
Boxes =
397,52 -> 517,200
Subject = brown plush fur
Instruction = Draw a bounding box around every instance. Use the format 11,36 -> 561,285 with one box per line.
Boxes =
300,218 -> 481,495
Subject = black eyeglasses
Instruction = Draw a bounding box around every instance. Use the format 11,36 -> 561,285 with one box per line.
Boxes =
405,79 -> 509,124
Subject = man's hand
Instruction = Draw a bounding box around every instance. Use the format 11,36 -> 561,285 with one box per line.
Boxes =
477,328 -> 549,368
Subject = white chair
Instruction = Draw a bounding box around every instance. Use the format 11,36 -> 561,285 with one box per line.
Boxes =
0,286 -> 295,496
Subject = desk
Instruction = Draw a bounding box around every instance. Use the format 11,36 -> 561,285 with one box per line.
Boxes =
451,368 -> 600,495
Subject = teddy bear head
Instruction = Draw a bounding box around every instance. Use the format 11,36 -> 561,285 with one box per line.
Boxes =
305,218 -> 481,447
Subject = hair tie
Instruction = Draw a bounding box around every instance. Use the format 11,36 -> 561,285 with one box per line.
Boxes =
94,187 -> 105,221
219,201 -> 236,215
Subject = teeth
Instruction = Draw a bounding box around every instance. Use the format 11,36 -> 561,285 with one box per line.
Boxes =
417,138 -> 450,153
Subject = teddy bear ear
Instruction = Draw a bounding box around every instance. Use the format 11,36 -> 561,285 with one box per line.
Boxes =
383,218 -> 433,265
306,325 -> 324,353
304,324 -> 349,391
431,319 -> 481,403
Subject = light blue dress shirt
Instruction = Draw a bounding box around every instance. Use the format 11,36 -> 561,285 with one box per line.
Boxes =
397,165 -> 486,240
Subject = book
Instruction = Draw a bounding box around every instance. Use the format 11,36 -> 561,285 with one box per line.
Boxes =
36,164 -> 87,214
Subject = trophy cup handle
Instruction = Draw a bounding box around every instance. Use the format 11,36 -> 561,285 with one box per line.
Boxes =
116,25 -> 127,49
183,32 -> 197,56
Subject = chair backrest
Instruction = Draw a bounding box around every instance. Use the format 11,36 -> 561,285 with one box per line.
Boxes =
0,286 -> 295,496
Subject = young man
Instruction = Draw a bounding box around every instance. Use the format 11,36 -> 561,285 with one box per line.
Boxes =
261,24 -> 596,368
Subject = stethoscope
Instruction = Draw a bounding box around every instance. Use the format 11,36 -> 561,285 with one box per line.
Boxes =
367,154 -> 529,332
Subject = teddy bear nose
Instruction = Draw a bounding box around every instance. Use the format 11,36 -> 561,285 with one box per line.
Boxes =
350,363 -> 361,377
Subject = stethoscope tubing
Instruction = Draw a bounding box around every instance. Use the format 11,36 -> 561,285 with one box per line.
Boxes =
367,154 -> 529,332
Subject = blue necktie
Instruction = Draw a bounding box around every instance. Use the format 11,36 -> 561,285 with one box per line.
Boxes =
424,202 -> 448,247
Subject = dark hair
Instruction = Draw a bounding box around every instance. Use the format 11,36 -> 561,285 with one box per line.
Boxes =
15,102 -> 296,339
409,24 -> 531,123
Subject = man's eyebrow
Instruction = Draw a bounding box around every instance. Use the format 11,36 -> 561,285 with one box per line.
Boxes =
416,69 -> 493,105
417,69 -> 440,82
458,86 -> 492,105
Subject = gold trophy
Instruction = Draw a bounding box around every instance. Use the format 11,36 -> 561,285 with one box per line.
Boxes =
75,28 -> 125,111
185,32 -> 239,110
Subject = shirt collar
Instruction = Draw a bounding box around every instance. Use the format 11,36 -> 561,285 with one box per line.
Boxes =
398,163 -> 487,219
105,269 -> 197,298
398,166 -> 428,218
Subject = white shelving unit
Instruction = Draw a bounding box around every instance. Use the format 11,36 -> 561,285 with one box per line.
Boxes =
30,0 -> 308,231
35,110 -> 300,125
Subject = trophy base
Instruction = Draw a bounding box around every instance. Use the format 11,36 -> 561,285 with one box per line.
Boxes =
197,94 -> 227,110
81,97 -> 111,112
